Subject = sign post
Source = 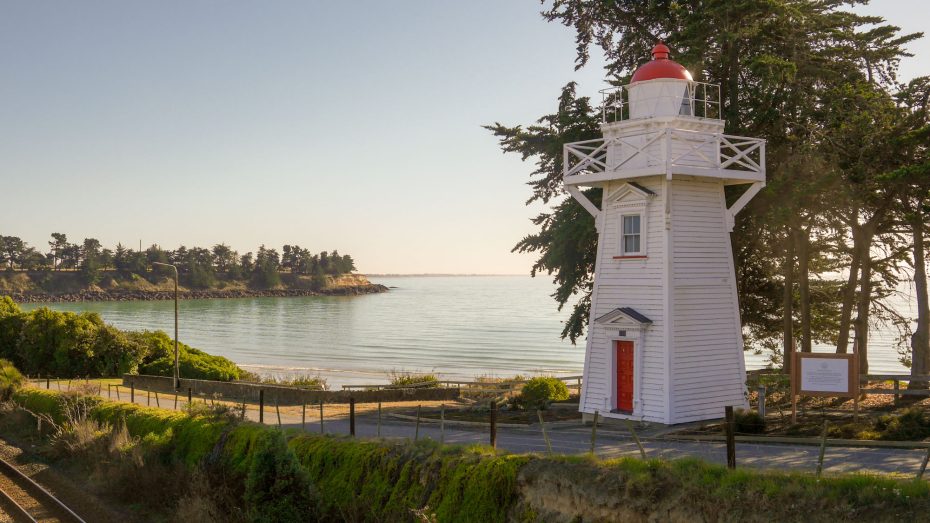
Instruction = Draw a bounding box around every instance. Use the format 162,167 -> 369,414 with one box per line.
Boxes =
790,352 -> 859,424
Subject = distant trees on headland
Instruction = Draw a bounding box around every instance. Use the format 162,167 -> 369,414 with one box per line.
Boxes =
0,233 -> 356,290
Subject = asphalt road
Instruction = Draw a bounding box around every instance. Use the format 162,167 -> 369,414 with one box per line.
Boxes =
109,389 -> 929,477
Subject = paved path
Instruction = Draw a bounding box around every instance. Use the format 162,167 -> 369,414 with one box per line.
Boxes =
94,386 -> 929,478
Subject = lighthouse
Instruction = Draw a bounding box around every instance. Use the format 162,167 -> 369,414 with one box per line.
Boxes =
566,44 -> 766,424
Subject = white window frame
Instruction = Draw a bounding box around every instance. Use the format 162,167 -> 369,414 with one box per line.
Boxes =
609,182 -> 653,259
620,213 -> 644,256
615,200 -> 648,257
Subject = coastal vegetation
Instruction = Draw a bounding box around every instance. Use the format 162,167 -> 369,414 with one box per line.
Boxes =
0,296 -> 243,380
7,386 -> 930,522
515,377 -> 570,410
488,1 -> 930,376
0,233 -> 359,294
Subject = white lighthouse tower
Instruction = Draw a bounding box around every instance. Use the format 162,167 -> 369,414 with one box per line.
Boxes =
566,44 -> 765,424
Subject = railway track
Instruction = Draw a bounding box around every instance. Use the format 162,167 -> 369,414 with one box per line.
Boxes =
0,456 -> 84,523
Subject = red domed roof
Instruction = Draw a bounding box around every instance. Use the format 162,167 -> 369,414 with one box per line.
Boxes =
630,43 -> 693,83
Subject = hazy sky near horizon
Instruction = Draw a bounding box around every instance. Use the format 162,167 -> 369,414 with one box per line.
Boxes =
2,1 -> 927,275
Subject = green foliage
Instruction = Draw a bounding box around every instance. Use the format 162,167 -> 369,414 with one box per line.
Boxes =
733,410 -> 765,434
0,359 -> 24,400
16,389 -> 930,522
875,409 -> 930,441
134,330 -> 242,381
389,371 -> 440,388
0,301 -> 241,381
244,430 -> 316,522
0,297 -> 25,362
517,377 -> 570,410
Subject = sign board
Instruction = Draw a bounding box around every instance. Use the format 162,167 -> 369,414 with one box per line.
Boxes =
791,352 -> 859,398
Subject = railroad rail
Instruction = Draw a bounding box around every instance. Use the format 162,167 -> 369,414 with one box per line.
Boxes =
0,455 -> 85,523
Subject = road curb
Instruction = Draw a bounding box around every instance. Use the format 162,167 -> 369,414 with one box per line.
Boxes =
664,433 -> 930,449
387,413 -> 529,429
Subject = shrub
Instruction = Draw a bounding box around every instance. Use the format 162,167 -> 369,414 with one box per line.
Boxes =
0,359 -> 24,400
0,297 -> 25,362
517,377 -> 569,410
875,408 -> 930,441
733,409 -> 765,434
389,371 -> 440,388
134,330 -> 242,381
244,430 -> 317,522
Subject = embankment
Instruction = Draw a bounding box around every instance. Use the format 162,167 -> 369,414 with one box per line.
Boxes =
13,388 -> 930,522
2,271 -> 387,303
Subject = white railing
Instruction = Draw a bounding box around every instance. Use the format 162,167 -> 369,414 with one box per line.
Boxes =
601,81 -> 721,123
564,128 -> 765,180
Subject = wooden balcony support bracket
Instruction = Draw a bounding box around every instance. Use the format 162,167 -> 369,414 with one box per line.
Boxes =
724,181 -> 765,232
566,185 -> 603,232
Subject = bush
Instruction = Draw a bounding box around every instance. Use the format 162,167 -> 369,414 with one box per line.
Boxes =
0,359 -> 24,400
133,330 -> 242,381
733,409 -> 765,434
244,430 -> 317,522
389,371 -> 440,388
517,377 -> 570,410
0,297 -> 25,362
875,408 -> 930,441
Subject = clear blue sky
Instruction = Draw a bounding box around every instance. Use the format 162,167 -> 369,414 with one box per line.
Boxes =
1,1 -> 926,274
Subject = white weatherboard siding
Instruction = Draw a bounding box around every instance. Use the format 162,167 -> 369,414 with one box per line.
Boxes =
669,179 -> 747,423
572,72 -> 762,425
581,178 -> 670,423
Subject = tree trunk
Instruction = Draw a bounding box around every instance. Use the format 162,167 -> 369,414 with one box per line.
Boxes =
854,231 -> 873,375
782,229 -> 796,373
911,209 -> 930,388
837,225 -> 862,354
796,226 -> 812,353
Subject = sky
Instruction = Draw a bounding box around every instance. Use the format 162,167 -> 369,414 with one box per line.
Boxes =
1,1 -> 927,275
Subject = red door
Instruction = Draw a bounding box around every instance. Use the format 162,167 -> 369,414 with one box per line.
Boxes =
616,341 -> 634,412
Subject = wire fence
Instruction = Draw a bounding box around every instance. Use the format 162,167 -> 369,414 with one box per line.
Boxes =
25,378 -> 930,479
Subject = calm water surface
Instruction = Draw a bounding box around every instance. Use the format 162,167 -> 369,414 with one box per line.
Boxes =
22,275 -> 911,387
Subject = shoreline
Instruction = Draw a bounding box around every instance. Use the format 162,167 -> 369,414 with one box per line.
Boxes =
3,283 -> 388,303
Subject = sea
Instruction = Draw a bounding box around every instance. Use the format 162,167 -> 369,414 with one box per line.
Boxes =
19,275 -> 915,388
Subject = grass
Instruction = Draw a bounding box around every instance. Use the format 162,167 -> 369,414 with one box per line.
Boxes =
237,373 -> 328,390
12,387 -> 930,522
389,370 -> 441,388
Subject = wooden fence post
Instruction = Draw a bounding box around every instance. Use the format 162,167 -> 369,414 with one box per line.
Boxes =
414,404 -> 421,441
301,402 -> 306,431
378,402 -> 382,438
725,406 -> 736,469
918,446 -> 930,480
319,401 -> 324,434
130,383 -> 135,403
816,421 -> 829,477
188,387 -> 192,406
259,389 -> 264,424
115,385 -> 121,400
439,404 -> 444,444
154,391 -> 160,408
174,392 -> 178,410
626,419 -> 647,459
275,397 -> 281,428
537,410 -> 552,455
349,397 -> 356,436
490,401 -> 498,449
590,411 -> 599,456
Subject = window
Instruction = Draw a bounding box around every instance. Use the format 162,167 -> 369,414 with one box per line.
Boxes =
621,214 -> 642,255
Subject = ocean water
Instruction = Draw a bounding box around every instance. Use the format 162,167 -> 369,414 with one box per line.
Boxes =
20,275 -> 912,387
